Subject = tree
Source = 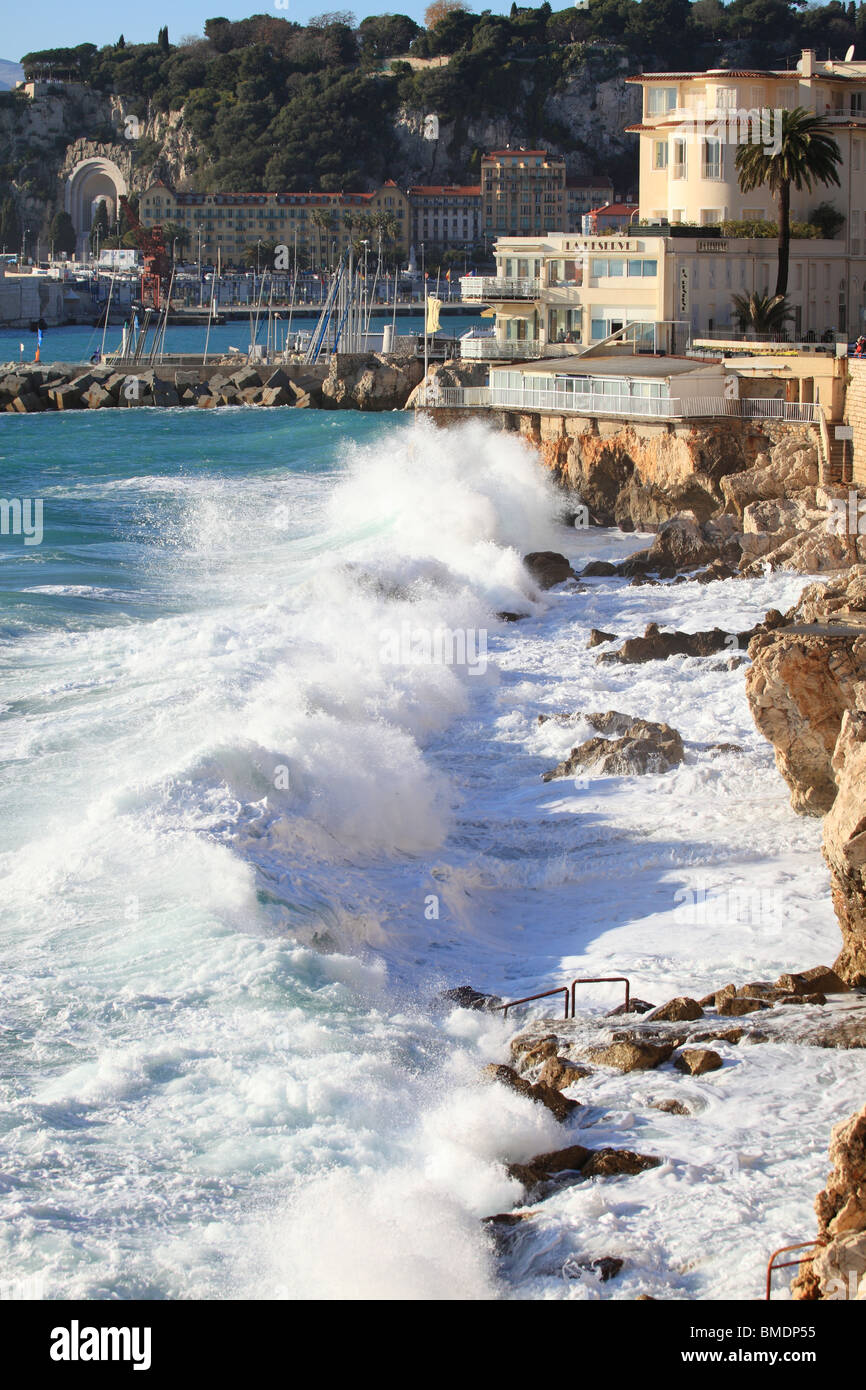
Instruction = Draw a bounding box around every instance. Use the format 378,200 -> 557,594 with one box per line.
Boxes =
49,209 -> 76,255
311,205 -> 335,270
0,196 -> 21,253
809,200 -> 846,239
158,27 -> 170,55
736,108 -> 842,297
731,291 -> 794,336
89,199 -> 109,254
117,35 -> 125,49
424,0 -> 470,28
160,221 -> 191,257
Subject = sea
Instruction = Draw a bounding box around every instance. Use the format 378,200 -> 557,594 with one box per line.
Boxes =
0,404 -> 861,1300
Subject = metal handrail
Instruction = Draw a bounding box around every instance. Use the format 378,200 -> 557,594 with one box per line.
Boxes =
496,986 -> 570,1020
496,976 -> 632,1020
571,976 -> 630,1015
765,1241 -> 823,1300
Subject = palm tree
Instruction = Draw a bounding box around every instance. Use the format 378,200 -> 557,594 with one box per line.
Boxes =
731,291 -> 794,337
735,108 -> 842,298
310,206 -> 335,273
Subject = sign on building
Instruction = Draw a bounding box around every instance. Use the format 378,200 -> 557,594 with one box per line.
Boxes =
678,265 -> 690,316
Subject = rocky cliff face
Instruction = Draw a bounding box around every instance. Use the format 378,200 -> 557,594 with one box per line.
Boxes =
746,569 -> 866,985
794,1104 -> 866,1300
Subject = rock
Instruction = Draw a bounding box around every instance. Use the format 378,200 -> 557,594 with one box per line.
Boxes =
793,1104 -> 866,1300
7,391 -> 44,412
48,384 -> 81,410
151,379 -> 180,408
645,513 -> 719,570
653,1099 -> 692,1115
507,1144 -> 659,1192
523,551 -> 574,589
240,388 -> 264,405
581,1148 -> 662,1178
542,715 -> 684,780
230,365 -> 263,391
585,1040 -> 674,1072
536,1056 -> 591,1091
587,628 -> 618,647
690,1028 -> 747,1045
496,611 -> 528,623
260,385 -> 292,407
717,997 -> 772,1016
510,1034 -> 559,1066
579,1257 -> 623,1282
483,1064 -> 579,1122
606,998 -> 655,1016
218,385 -> 241,406
646,996 -> 704,1023
264,367 -> 292,391
195,392 -> 219,409
601,619 -> 767,665
441,985 -> 503,1012
507,1144 -> 592,1189
823,711 -> 866,987
328,351 -> 423,411
775,967 -> 850,997
579,560 -> 617,577
83,383 -> 115,409
674,1048 -> 723,1075
721,441 -> 819,516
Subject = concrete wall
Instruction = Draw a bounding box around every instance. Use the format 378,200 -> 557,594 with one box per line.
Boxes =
844,358 -> 866,486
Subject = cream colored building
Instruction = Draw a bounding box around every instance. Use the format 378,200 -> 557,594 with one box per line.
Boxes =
461,229 -> 860,350
629,49 -> 866,242
139,181 -> 409,266
465,48 -> 866,350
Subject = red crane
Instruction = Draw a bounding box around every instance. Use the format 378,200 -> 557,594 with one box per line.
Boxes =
119,196 -> 171,310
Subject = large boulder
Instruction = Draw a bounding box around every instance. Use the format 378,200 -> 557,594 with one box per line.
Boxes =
523,551 -> 575,588
793,1105 -> 866,1300
823,712 -> 866,986
542,711 -> 685,781
721,437 -> 819,516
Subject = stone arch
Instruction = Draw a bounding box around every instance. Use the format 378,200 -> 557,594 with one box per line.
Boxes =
65,157 -> 128,258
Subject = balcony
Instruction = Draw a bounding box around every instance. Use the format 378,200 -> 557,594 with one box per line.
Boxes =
459,337 -> 580,360
421,384 -> 820,423
459,275 -> 540,299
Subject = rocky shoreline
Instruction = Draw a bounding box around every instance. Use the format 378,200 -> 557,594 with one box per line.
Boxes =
0,351 -> 424,414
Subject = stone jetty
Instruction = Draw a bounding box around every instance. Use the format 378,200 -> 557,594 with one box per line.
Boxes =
0,351 -> 424,414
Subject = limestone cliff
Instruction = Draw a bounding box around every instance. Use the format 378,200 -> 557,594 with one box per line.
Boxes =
794,1105 -> 866,1300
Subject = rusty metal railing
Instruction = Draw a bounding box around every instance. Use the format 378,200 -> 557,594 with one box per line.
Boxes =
765,1241 -> 823,1300
497,986 -> 570,1020
496,976 -> 632,1020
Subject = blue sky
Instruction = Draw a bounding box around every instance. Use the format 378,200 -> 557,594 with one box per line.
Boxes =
4,0 -> 522,63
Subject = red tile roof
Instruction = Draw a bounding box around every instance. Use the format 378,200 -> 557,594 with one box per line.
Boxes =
409,185 -> 481,195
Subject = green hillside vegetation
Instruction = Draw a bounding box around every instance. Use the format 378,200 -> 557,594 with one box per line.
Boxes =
20,2 -> 866,193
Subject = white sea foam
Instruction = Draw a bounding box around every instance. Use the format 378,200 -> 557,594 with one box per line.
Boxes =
0,413 -> 856,1301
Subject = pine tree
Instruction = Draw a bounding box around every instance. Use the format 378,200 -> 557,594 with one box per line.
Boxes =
89,200 -> 109,254
0,196 -> 21,254
157,26 -> 170,54
49,209 -> 77,256
117,34 -> 125,49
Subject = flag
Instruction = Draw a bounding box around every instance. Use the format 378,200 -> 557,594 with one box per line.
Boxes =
445,269 -> 451,282
426,296 -> 442,334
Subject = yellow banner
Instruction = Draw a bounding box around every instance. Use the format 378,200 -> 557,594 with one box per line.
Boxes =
426,296 -> 442,334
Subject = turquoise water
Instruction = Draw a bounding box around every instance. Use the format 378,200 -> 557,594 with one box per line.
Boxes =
0,314 -> 487,366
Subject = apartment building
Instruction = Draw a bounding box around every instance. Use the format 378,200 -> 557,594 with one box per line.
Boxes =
566,175 -> 615,228
139,181 -> 409,265
628,48 -> 866,246
461,229 -> 862,352
481,150 -> 567,236
407,185 -> 482,253
465,50 -> 866,351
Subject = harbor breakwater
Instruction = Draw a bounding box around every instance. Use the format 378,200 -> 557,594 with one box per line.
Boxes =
0,351 -> 425,413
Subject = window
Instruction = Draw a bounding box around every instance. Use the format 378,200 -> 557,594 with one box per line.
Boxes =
648,86 -> 677,114
715,87 -> 737,109
653,140 -> 669,170
852,93 -> 863,115
700,209 -> 722,225
673,139 -> 687,179
702,138 -> 723,179
743,207 -> 763,220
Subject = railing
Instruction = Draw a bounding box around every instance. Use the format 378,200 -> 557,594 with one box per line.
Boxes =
496,975 -> 633,1021
420,384 -> 820,423
459,338 -> 580,360
765,1241 -> 823,1300
460,276 -> 540,299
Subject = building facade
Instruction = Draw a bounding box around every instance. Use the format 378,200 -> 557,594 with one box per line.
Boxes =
566,176 -> 615,228
139,181 -> 409,266
461,229 -> 864,352
481,150 -> 567,237
465,49 -> 866,350
628,48 -> 866,247
407,185 -> 482,253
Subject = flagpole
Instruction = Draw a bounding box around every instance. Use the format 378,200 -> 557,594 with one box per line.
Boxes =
424,288 -> 429,405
